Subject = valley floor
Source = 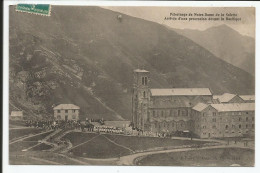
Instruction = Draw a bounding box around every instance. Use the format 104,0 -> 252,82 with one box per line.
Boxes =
9,126 -> 255,166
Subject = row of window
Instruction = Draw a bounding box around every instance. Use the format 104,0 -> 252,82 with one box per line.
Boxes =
56,115 -> 77,119
56,110 -> 77,113
225,124 -> 254,129
202,131 -> 250,135
154,121 -> 192,128
201,124 -> 254,129
200,111 -> 253,117
199,116 -> 254,123
152,109 -> 188,117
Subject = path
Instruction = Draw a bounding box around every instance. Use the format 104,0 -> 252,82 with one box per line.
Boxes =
10,130 -> 53,145
58,154 -> 90,165
9,127 -> 30,130
117,144 -> 252,165
67,134 -> 101,151
102,135 -> 135,153
29,156 -> 62,165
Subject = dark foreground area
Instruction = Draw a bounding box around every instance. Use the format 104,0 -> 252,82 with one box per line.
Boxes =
136,148 -> 254,166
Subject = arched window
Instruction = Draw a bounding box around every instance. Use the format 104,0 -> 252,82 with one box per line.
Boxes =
143,91 -> 146,98
142,76 -> 148,85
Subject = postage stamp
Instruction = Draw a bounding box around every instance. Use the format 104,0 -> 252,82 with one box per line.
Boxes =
16,4 -> 51,16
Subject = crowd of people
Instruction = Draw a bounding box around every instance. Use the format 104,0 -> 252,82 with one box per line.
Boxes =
93,126 -> 124,134
24,119 -> 186,138
25,120 -> 82,130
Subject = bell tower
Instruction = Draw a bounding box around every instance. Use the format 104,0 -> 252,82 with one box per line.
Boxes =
132,69 -> 150,131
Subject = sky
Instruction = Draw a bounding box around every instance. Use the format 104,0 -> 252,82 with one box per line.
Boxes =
103,7 -> 255,38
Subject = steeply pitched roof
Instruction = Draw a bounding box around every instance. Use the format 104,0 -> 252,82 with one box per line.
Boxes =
213,93 -> 239,103
10,111 -> 23,117
192,103 -> 209,112
53,104 -> 80,110
210,103 -> 254,112
192,103 -> 255,112
240,95 -> 255,101
150,88 -> 212,96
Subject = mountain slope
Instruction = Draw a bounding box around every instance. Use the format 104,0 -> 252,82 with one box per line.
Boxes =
172,24 -> 255,75
9,6 -> 254,120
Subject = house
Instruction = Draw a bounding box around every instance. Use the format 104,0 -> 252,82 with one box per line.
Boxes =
10,111 -> 23,120
53,104 -> 80,121
192,103 -> 255,138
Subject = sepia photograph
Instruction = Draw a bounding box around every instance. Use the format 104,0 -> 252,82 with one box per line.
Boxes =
7,4 -> 255,167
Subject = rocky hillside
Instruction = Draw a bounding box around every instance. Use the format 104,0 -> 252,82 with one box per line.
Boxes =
9,6 -> 254,120
172,24 -> 255,75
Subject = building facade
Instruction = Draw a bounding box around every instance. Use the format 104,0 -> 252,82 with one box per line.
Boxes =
53,104 -> 80,121
132,69 -> 213,133
192,103 -> 255,138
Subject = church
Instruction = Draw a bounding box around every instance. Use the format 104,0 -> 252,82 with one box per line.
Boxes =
131,69 -> 255,138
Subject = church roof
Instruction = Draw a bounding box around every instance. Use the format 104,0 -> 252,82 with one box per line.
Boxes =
213,93 -> 238,103
211,103 -> 254,112
150,88 -> 212,96
192,103 -> 254,112
53,104 -> 80,110
192,103 -> 209,112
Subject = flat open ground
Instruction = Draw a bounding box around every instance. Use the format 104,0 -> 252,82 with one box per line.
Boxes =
10,129 -> 54,153
63,132 -> 213,159
136,147 -> 254,166
9,129 -> 254,166
9,128 -> 44,141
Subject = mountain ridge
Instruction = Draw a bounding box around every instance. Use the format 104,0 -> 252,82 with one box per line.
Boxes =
9,6 -> 254,120
171,24 -> 255,75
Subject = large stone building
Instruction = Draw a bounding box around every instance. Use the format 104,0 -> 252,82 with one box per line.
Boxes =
192,103 -> 255,138
53,104 -> 80,121
132,69 -> 213,132
131,69 -> 255,138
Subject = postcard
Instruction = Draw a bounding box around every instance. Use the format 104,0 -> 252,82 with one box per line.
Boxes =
3,1 -> 258,170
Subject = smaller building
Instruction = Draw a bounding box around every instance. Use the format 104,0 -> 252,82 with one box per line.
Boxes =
53,104 -> 80,121
10,111 -> 23,120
